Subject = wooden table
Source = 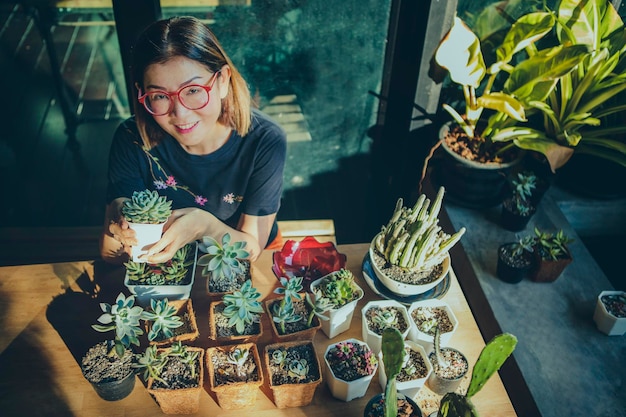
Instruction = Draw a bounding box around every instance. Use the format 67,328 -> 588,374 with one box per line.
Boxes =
0,244 -> 517,417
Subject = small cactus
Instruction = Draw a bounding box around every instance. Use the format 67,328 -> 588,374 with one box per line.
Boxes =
381,327 -> 405,417
122,189 -> 172,224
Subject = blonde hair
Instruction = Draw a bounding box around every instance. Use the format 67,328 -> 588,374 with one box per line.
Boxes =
131,16 -> 251,149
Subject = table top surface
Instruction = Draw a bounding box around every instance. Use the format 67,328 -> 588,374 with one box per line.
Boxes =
0,243 -> 517,417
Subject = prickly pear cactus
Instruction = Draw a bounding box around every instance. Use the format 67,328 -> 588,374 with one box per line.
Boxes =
122,189 -> 172,224
381,327 -> 404,417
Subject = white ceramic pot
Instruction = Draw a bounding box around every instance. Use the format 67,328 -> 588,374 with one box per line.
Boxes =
361,300 -> 410,355
369,236 -> 450,296
310,276 -> 364,339
378,340 -> 432,399
407,299 -> 458,353
426,347 -> 468,395
593,290 -> 626,336
323,338 -> 377,401
128,221 -> 166,262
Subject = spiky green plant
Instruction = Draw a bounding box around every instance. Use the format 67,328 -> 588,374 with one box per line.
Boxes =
374,187 -> 466,273
124,244 -> 194,285
271,276 -> 306,333
312,269 -> 362,309
221,279 -> 264,335
92,292 -> 147,358
438,333 -> 518,417
143,298 -> 184,342
198,233 -> 250,281
122,189 -> 172,224
381,327 -> 405,417
532,228 -> 574,261
133,344 -> 168,385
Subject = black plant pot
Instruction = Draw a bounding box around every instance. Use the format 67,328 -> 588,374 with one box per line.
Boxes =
363,393 -> 423,417
496,243 -> 534,284
89,370 -> 136,401
500,199 -> 536,232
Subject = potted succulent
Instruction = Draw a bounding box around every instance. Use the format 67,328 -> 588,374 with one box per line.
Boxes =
530,227 -> 574,282
324,338 -> 378,402
363,328 -> 422,417
407,299 -> 458,352
265,276 -> 322,342
82,292 -> 143,401
124,242 -> 198,306
593,290 -> 626,336
134,341 -> 204,414
264,340 -> 322,408
436,333 -> 517,417
144,298 -> 199,346
206,343 -> 264,409
500,171 -> 537,231
310,268 -> 365,338
209,279 -> 264,344
370,187 -> 465,297
121,189 -> 172,262
496,235 -> 536,284
198,232 -> 251,296
378,338 -> 432,400
361,299 -> 411,355
426,327 -> 469,396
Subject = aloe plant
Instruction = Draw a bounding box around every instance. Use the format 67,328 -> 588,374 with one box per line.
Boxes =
221,279 -> 264,335
122,189 -> 172,224
374,187 -> 466,273
437,333 -> 517,417
143,298 -> 184,342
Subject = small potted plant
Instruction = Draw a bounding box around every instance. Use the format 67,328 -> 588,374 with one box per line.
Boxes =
500,171 -> 537,231
361,299 -> 411,355
530,227 -> 574,282
370,187 -> 465,296
407,299 -> 458,352
310,268 -> 364,338
206,343 -> 264,409
324,338 -> 378,402
363,328 -> 422,417
124,242 -> 198,305
593,291 -> 626,336
436,333 -> 517,417
378,338 -> 432,400
426,327 -> 469,395
82,292 -> 144,401
121,189 -> 172,262
209,279 -> 264,344
143,298 -> 199,346
198,233 -> 251,296
496,235 -> 535,284
263,340 -> 322,408
265,276 -> 322,342
134,341 -> 204,414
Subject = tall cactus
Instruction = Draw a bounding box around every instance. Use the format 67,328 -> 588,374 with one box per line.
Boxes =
374,187 -> 466,272
438,333 -> 517,417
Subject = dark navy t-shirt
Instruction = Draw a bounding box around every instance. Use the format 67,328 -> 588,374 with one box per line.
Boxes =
106,108 -> 286,245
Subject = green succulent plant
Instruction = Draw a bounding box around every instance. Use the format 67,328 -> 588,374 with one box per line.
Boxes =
287,358 -> 310,381
507,171 -> 537,215
381,327 -> 405,417
142,298 -> 184,342
122,189 -> 172,224
312,269 -> 362,309
221,279 -> 264,335
124,244 -> 194,285
198,233 -> 250,281
374,187 -> 466,273
133,341 -> 200,384
92,292 -> 148,358
532,227 -> 574,261
271,276 -> 307,333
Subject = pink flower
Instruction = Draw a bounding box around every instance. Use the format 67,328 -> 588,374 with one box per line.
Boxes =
166,176 -> 177,187
195,195 -> 207,206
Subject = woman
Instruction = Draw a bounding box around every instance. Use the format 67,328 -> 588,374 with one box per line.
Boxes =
101,16 -> 286,264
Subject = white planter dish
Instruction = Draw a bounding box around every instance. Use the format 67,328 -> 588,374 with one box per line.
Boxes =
593,290 -> 626,336
128,221 -> 166,262
407,299 -> 458,353
361,299 -> 410,355
369,236 -> 450,297
310,276 -> 364,339
378,340 -> 432,399
323,338 -> 377,402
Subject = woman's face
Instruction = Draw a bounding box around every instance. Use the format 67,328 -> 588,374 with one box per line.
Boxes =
142,56 -> 230,154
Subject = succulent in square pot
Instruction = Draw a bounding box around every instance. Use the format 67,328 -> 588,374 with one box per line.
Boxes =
426,327 -> 469,395
361,299 -> 411,355
435,332 -> 517,417
500,171 -> 538,231
264,340 -> 322,408
144,298 -> 199,346
324,338 -> 378,402
310,268 -> 364,338
198,232 -> 251,297
593,291 -> 626,336
378,339 -> 432,399
206,343 -> 264,409
530,228 -> 574,283
134,342 -> 204,414
407,299 -> 458,352
121,189 -> 172,262
370,187 -> 465,297
209,279 -> 264,344
363,328 -> 423,417
496,235 -> 535,284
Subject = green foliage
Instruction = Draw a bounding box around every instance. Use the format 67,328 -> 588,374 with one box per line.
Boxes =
133,341 -> 199,384
271,296 -> 302,334
304,292 -> 332,327
381,327 -> 405,417
508,171 -> 537,214
92,292 -> 147,358
312,269 -> 362,309
124,244 -> 194,285
143,298 -> 184,342
287,358 -> 310,381
532,227 -> 574,261
221,279 -> 264,335
374,187 -> 466,272
122,189 -> 172,224
198,233 -> 250,281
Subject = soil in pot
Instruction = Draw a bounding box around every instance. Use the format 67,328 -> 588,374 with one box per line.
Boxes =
207,260 -> 251,294
266,296 -> 321,341
210,301 -> 262,342
364,305 -> 410,336
81,341 -> 136,401
427,348 -> 468,395
363,393 -> 423,417
410,307 -> 454,337
371,248 -> 444,287
148,299 -> 200,345
600,293 -> 626,318
500,198 -> 536,231
497,243 -> 535,284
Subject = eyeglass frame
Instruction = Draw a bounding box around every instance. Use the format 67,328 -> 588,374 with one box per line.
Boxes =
137,70 -> 221,116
